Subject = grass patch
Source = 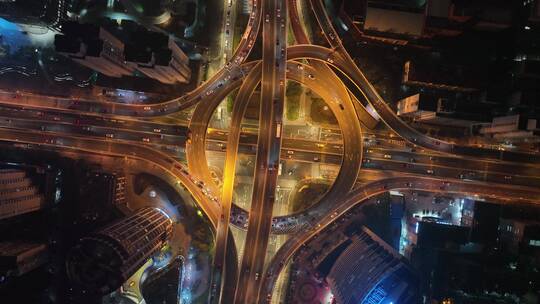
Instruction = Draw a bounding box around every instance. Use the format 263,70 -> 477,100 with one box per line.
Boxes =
290,180 -> 330,213
286,81 -> 301,121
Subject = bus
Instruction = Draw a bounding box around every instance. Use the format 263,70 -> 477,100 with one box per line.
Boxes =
276,123 -> 282,138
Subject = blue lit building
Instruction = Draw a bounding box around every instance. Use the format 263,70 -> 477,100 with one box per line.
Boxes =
327,227 -> 419,304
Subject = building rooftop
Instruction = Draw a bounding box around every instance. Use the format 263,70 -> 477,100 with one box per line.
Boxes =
123,28 -> 172,66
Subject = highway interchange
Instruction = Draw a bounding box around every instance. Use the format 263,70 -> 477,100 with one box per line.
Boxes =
1,0 -> 540,303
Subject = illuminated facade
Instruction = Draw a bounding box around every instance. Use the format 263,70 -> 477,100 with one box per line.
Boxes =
327,227 -> 419,304
66,207 -> 173,294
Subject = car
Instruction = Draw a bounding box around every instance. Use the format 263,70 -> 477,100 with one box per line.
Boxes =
142,138 -> 150,142
53,116 -> 60,121
153,128 -> 161,133
383,154 -> 391,159
297,64 -> 304,70
105,133 -> 114,138
287,150 -> 294,154
144,106 -> 151,111
313,157 -> 320,162
316,143 -> 325,148
426,169 -> 434,174
265,14 -> 269,22
504,175 -> 512,180
308,74 -> 315,80
255,272 -> 260,280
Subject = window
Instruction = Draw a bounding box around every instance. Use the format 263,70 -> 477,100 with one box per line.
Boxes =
529,240 -> 540,247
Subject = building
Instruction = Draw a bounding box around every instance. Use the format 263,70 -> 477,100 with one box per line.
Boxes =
460,198 -> 475,227
55,21 -> 191,84
0,169 -> 45,220
397,93 -> 493,127
86,171 -> 126,208
499,218 -> 540,254
416,221 -> 469,250
469,202 -> 500,245
55,21 -> 135,78
479,114 -> 540,143
0,242 -> 48,277
327,227 -> 419,304
412,212 -> 540,302
124,28 -> 191,84
363,1 -> 426,38
389,192 -> 405,251
66,207 -> 173,294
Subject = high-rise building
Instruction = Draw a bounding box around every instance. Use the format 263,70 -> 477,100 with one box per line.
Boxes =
55,21 -> 135,78
124,29 -> 191,84
327,227 -> 419,304
469,202 -> 500,245
66,207 -> 173,294
55,21 -> 191,84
